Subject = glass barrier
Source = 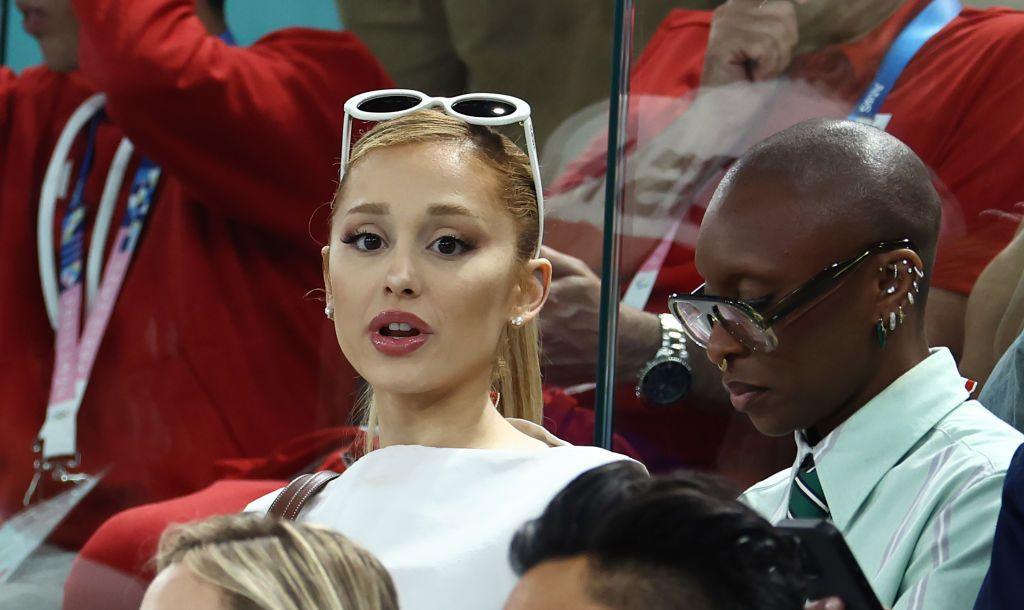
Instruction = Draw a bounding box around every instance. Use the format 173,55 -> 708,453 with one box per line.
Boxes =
606,0 -> 1024,489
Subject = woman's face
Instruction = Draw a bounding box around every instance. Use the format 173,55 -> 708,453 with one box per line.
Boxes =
325,141 -> 548,398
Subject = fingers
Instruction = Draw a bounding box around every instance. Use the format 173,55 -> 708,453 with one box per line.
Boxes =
703,0 -> 799,87
541,245 -> 596,279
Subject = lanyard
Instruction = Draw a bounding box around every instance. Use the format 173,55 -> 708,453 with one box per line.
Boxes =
28,30 -> 236,506
622,0 -> 961,312
32,101 -> 163,478
848,0 -> 961,125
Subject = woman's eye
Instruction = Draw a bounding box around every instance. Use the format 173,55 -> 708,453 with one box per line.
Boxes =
341,232 -> 385,252
429,235 -> 474,257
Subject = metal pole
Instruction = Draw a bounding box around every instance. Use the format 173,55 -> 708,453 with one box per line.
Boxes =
593,0 -> 634,449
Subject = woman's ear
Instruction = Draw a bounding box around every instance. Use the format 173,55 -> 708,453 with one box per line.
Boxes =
322,246 -> 334,308
514,257 -> 552,323
874,248 -> 925,324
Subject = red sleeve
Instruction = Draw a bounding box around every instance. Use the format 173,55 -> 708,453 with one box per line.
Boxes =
0,67 -> 16,127
70,0 -> 392,240
65,480 -> 287,610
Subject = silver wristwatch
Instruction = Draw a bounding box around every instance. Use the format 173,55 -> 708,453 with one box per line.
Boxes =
636,314 -> 692,405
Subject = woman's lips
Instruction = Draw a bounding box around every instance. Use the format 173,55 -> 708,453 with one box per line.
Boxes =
370,332 -> 430,356
367,310 -> 434,357
724,380 -> 770,413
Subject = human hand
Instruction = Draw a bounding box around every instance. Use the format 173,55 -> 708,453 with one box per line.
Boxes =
539,246 -> 661,388
702,0 -> 801,88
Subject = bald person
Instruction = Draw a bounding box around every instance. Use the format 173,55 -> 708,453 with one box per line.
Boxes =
671,119 -> 1023,610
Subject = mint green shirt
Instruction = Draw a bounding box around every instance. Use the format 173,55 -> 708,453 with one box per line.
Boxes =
743,349 -> 1023,610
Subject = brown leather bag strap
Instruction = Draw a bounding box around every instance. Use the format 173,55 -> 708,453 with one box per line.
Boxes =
267,470 -> 341,521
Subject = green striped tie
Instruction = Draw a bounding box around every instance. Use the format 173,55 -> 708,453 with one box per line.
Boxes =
788,454 -> 830,520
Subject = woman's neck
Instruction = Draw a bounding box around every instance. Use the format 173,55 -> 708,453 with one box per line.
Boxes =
373,374 -> 545,451
811,335 -> 931,439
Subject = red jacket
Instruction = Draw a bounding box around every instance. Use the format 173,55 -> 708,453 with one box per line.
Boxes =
0,0 -> 391,549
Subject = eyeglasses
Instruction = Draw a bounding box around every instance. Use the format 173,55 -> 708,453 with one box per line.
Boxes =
341,88 -> 544,256
668,239 -> 916,353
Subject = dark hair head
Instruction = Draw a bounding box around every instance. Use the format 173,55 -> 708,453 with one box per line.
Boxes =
510,463 -> 806,610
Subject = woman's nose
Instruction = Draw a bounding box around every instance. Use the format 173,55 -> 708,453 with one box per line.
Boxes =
704,320 -> 748,370
383,250 -> 420,297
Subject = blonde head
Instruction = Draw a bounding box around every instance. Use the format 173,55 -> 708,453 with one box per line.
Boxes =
333,109 -> 544,453
155,514 -> 398,610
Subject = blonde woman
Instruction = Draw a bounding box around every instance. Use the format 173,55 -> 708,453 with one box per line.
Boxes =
140,514 -> 398,610
247,90 -> 633,609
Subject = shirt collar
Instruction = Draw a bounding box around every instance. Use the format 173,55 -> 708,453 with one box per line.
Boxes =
794,348 -> 970,530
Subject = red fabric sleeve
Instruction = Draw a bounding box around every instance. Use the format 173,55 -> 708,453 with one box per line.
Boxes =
70,0 -> 392,241
64,479 -> 287,610
0,67 -> 16,126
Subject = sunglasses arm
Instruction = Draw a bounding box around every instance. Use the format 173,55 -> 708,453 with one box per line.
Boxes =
339,113 -> 353,182
523,117 -> 544,256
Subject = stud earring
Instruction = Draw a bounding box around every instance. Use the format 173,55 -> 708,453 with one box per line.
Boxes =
885,286 -> 897,295
511,315 -> 525,327
913,280 -> 920,293
889,311 -> 897,331
907,292 -> 915,305
876,318 -> 888,349
325,304 -> 334,320
889,264 -> 899,280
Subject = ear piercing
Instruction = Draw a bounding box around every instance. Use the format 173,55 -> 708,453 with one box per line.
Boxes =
511,315 -> 525,327
325,304 -> 334,320
718,358 -> 729,373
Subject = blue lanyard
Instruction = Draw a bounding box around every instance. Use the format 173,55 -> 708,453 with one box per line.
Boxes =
848,0 -> 961,122
58,116 -> 102,290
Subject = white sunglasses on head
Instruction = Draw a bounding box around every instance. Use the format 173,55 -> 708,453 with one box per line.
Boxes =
341,88 -> 544,255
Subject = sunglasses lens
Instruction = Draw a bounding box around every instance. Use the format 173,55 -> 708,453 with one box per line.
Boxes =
450,99 -> 517,118
671,300 -> 777,352
671,301 -> 715,348
715,304 -> 775,351
357,94 -> 422,114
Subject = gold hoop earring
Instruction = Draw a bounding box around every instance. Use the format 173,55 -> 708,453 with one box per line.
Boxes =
718,358 -> 728,373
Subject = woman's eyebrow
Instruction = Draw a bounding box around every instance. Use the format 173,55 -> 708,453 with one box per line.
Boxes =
345,202 -> 388,216
428,203 -> 481,219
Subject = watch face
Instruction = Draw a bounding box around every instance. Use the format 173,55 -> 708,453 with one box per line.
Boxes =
641,361 -> 691,405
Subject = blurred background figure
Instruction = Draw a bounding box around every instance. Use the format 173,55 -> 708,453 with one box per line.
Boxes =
0,0 -> 389,604
962,214 -> 1024,417
505,461 -> 808,610
535,0 -> 1024,484
143,514 -> 399,610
